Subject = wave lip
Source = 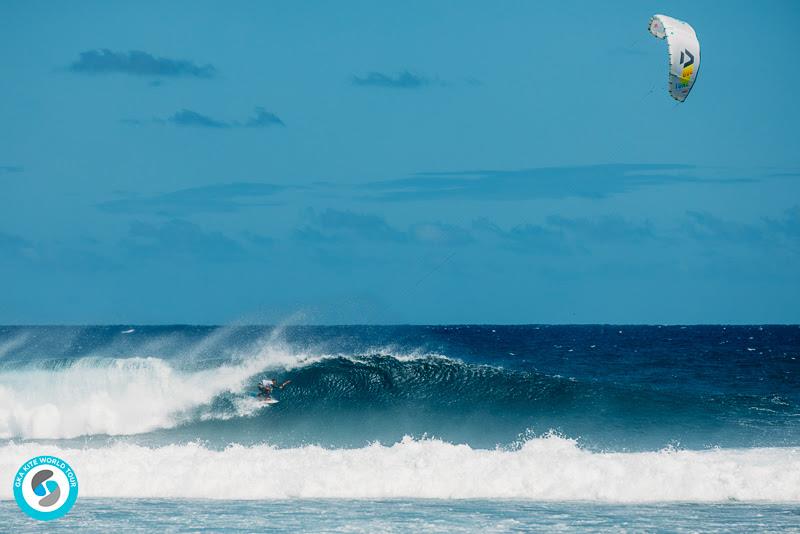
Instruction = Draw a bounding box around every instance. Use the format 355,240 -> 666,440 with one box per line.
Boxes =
3,348 -> 798,448
0,336 -> 323,439
1,437 -> 798,502
0,341 -> 448,440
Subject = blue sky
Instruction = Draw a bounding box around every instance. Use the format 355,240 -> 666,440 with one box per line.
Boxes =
0,0 -> 798,324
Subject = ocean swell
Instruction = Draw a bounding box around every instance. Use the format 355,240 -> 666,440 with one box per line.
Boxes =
1,349 -> 797,450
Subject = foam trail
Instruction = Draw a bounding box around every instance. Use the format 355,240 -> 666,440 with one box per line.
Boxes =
0,437 -> 798,502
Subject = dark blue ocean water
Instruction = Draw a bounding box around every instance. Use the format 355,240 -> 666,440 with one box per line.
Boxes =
1,325 -> 797,450
1,325 -> 799,530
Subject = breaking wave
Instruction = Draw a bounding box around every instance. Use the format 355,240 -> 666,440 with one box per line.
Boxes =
1,348 -> 797,450
1,436 -> 798,502
0,337 -> 322,439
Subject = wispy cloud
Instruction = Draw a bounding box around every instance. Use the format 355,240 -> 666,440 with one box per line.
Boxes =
295,209 -> 473,246
125,108 -> 285,129
298,208 -> 797,256
169,109 -> 229,128
244,107 -> 285,128
0,233 -> 120,271
546,215 -> 657,243
122,219 -> 245,262
362,164 -> 748,202
98,183 -> 287,215
686,208 -> 800,249
297,209 -> 406,243
69,49 -> 216,78
409,222 -> 473,246
352,70 -> 436,89
764,206 -> 800,241
472,214 -> 661,255
472,218 -> 565,253
685,211 -> 764,244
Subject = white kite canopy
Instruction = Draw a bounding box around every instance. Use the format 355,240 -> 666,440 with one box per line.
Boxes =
648,14 -> 700,102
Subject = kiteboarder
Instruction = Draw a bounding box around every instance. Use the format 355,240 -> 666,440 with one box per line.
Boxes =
257,378 -> 291,401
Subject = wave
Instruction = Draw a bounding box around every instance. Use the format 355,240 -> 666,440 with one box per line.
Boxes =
2,344 -> 798,450
1,436 -> 798,502
0,334 -> 327,439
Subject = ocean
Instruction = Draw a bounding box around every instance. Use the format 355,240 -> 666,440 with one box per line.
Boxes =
1,325 -> 799,532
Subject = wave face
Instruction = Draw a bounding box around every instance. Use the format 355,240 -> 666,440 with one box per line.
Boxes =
1,437 -> 798,501
0,325 -> 799,451
1,325 -> 799,504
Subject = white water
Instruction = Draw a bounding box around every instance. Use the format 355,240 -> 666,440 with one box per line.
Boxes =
1,436 -> 798,502
0,333 -> 447,440
0,337 -> 321,439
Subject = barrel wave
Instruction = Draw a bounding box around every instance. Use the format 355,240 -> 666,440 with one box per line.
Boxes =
1,325 -> 798,503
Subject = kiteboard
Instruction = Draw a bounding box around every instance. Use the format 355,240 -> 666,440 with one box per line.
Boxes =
250,392 -> 279,404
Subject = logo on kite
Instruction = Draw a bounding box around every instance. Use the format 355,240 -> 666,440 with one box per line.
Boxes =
678,49 -> 694,88
648,14 -> 700,102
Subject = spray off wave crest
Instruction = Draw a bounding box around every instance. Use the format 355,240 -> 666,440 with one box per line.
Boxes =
1,436 -> 798,502
2,341 -> 797,449
0,334 -> 332,439
0,327 -> 450,440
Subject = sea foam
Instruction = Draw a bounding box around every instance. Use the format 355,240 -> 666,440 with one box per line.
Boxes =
0,340 -> 318,439
1,436 -> 798,502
